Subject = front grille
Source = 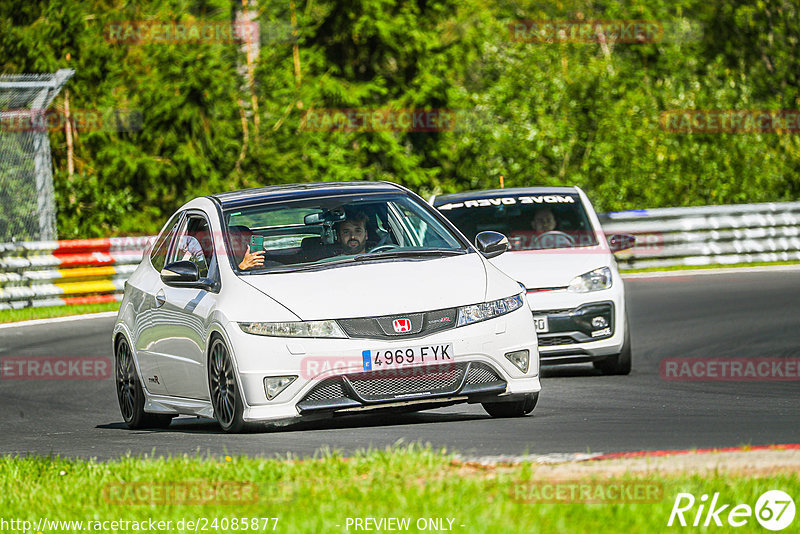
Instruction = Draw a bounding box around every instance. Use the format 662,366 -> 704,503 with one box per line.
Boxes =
346,364 -> 465,401
297,362 -> 507,412
538,336 -> 575,346
303,379 -> 347,401
533,302 -> 615,343
337,318 -> 384,338
338,307 -> 458,340
466,362 -> 502,384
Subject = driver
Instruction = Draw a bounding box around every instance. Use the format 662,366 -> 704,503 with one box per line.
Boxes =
335,209 -> 371,255
509,208 -> 559,250
531,208 -> 557,233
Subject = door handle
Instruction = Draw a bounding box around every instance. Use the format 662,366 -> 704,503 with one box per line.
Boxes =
155,289 -> 166,308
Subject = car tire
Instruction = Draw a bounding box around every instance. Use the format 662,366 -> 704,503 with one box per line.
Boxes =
482,393 -> 538,418
593,316 -> 632,375
208,337 -> 251,433
115,336 -> 174,429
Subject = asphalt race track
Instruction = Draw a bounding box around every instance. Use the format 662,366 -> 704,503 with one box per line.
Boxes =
1,269 -> 798,460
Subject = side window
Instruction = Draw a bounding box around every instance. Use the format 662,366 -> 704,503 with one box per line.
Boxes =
372,211 -> 397,246
168,214 -> 215,279
385,204 -> 413,247
395,204 -> 427,245
150,212 -> 183,272
391,202 -> 456,248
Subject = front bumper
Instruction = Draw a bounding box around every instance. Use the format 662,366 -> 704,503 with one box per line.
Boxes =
225,305 -> 541,423
296,361 -> 508,415
526,287 -> 626,365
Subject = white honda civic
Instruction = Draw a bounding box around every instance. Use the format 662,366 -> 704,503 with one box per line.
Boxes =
434,186 -> 634,375
113,181 -> 540,432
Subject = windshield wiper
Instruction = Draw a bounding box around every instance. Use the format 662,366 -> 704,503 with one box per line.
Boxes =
242,250 -> 467,273
353,249 -> 467,262
244,258 -> 355,274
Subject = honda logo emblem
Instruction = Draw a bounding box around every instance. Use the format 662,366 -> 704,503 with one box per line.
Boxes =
392,318 -> 412,333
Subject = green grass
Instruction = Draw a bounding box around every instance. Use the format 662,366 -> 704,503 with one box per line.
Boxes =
621,260 -> 800,273
0,447 -> 796,533
0,302 -> 120,324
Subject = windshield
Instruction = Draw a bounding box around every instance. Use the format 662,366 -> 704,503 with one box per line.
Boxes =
437,193 -> 599,250
224,192 -> 467,273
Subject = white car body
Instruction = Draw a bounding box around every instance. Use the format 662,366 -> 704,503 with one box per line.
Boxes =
112,182 -> 541,431
433,186 -> 631,373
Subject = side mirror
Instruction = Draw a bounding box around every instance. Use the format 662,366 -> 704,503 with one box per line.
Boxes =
608,234 -> 636,253
475,231 -> 509,259
161,261 -> 207,287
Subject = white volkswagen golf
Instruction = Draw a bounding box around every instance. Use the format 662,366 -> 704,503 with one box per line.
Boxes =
434,187 -> 634,375
113,181 -> 540,432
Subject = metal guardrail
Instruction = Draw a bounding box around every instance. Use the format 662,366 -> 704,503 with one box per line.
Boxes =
0,237 -> 151,309
1,201 -> 798,309
600,201 -> 800,270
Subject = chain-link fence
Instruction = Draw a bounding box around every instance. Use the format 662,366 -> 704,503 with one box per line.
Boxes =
0,69 -> 74,242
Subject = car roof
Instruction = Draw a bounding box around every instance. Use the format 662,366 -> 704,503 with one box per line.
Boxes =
433,186 -> 579,205
210,181 -> 404,209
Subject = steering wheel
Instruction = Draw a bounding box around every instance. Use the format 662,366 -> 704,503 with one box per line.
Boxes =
534,230 -> 575,248
367,244 -> 400,254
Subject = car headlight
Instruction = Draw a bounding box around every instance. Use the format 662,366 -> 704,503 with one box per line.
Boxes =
239,321 -> 347,338
567,267 -> 612,293
457,293 -> 524,327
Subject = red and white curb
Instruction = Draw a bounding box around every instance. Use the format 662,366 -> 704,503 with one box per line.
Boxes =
453,444 -> 800,466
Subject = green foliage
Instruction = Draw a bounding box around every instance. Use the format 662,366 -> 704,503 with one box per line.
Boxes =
1,0 -> 798,236
0,301 -> 120,323
0,132 -> 41,240
0,448 -> 799,533
53,170 -> 136,238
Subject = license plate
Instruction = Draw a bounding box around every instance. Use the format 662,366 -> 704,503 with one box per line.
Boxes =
533,315 -> 549,333
362,343 -> 454,371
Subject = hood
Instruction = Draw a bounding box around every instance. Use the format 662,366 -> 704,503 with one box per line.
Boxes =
241,254 -> 489,320
489,247 -> 613,289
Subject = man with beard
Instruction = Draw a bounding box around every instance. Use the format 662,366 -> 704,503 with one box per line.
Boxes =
335,209 -> 372,255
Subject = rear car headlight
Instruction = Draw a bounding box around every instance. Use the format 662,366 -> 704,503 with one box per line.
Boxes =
239,321 -> 347,338
567,267 -> 612,293
457,293 -> 524,327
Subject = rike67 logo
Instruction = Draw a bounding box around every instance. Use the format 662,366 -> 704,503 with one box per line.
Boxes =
668,490 -> 795,531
